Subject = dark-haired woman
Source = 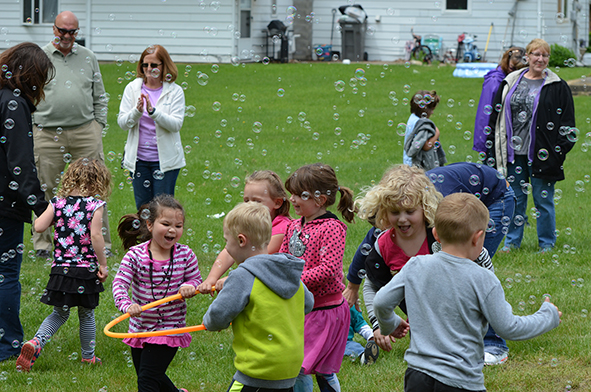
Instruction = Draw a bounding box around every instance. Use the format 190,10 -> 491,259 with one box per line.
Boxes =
118,45 -> 186,210
0,42 -> 55,361
473,46 -> 526,154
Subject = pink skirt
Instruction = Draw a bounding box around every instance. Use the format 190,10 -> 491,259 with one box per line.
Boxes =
302,300 -> 350,375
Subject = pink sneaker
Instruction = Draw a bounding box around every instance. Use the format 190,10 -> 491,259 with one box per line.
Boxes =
16,338 -> 42,372
81,356 -> 102,365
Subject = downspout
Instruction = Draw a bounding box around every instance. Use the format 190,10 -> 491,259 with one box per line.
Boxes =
86,0 -> 92,49
537,0 -> 542,39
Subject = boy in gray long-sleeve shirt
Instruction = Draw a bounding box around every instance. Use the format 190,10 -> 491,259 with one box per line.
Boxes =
374,193 -> 561,392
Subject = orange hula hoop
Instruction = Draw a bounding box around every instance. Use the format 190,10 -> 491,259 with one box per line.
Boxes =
104,288 -> 214,339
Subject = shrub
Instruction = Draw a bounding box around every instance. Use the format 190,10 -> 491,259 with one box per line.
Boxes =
549,43 -> 577,67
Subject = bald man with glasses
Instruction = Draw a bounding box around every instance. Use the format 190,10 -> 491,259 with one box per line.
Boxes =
32,11 -> 112,258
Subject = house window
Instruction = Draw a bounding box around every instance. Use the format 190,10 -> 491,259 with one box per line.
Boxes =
558,0 -> 568,17
23,0 -> 58,24
446,0 -> 468,10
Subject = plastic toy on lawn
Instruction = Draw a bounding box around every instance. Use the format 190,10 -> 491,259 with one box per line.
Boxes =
104,287 -> 215,338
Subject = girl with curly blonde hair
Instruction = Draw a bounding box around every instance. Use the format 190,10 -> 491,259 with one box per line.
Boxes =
346,165 -> 443,353
17,158 -> 111,371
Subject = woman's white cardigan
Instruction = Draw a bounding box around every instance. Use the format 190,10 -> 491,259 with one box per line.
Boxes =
118,78 -> 186,173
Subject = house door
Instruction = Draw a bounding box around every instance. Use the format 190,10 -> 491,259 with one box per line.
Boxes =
237,0 -> 254,59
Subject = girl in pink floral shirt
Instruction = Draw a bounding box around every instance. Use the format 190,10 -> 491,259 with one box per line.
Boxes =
17,158 -> 111,372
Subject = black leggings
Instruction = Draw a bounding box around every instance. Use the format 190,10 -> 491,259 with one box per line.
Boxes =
404,368 -> 485,392
131,343 -> 179,392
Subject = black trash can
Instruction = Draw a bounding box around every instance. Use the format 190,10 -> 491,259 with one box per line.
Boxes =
338,5 -> 367,61
267,20 -> 289,63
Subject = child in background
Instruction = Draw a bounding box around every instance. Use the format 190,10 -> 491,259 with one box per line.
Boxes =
403,90 -> 446,170
345,307 -> 379,365
279,163 -> 355,392
203,202 -> 314,391
374,193 -> 561,392
114,194 -> 201,392
198,170 -> 291,293
17,158 -> 111,371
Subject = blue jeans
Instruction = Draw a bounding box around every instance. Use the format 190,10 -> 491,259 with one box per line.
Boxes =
0,218 -> 24,361
504,155 -> 556,249
131,160 -> 180,210
344,340 -> 365,358
485,185 -> 516,258
483,186 -> 515,352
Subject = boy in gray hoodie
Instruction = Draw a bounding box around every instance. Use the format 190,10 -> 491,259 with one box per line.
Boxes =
203,202 -> 314,391
374,193 -> 561,391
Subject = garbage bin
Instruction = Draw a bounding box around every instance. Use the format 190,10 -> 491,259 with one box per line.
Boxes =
338,5 -> 367,61
267,20 -> 289,63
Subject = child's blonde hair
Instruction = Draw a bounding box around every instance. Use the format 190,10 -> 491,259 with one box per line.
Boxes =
245,170 -> 290,218
435,193 -> 489,245
224,202 -> 272,250
356,165 -> 442,230
285,163 -> 355,223
57,158 -> 111,200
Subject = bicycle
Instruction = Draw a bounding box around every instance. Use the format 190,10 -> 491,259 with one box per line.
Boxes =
409,28 -> 434,64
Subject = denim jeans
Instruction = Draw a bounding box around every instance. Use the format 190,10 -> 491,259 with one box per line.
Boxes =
504,155 -> 556,249
0,218 -> 24,361
485,185 -> 516,258
483,186 -> 515,352
344,340 -> 365,359
131,160 -> 180,210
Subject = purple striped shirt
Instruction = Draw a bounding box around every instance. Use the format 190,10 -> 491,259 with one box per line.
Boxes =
112,241 -> 202,347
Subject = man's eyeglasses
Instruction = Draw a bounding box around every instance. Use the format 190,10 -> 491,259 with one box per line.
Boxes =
54,25 -> 79,36
529,52 -> 549,59
141,63 -> 162,69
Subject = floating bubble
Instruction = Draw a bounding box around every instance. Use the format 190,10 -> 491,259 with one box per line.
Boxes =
513,215 -> 525,226
396,123 -> 406,137
4,118 -> 15,129
510,136 -> 523,151
252,121 -> 263,133
334,80 -> 345,92
212,101 -> 221,111
537,148 -> 549,161
521,183 -> 532,195
469,174 -> 480,186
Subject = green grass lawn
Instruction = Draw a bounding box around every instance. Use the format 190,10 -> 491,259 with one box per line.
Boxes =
2,61 -> 591,391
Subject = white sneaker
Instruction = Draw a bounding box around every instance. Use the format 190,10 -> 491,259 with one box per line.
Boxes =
484,351 -> 508,365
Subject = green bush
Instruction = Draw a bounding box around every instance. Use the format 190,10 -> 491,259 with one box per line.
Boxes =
549,43 -> 577,67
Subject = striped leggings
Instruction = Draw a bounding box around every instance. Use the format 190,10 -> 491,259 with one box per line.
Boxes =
34,306 -> 96,359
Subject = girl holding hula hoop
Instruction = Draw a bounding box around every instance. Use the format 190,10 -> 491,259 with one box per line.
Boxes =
114,194 -> 201,392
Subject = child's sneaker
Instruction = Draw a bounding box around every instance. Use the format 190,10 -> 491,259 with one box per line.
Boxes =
81,356 -> 102,365
360,340 -> 379,365
16,338 -> 42,372
178,389 -> 189,392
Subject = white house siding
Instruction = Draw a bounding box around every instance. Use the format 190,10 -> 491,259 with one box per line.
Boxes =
0,0 -> 85,50
0,0 -> 588,63
308,0 -> 589,63
87,1 -> 236,62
